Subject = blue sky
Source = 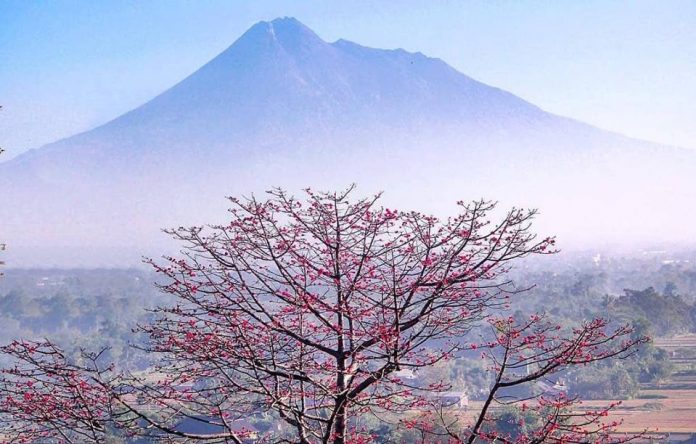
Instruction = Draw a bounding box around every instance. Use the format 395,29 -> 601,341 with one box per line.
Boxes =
1,0 -> 695,160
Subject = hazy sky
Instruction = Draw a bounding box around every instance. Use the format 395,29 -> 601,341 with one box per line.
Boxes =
1,1 -> 695,160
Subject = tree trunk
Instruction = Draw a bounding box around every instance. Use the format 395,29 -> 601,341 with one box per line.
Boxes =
333,400 -> 347,444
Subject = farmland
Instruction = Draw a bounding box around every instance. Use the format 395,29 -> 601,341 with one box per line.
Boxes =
606,335 -> 696,435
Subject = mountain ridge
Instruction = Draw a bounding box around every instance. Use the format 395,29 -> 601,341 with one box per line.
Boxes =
2,17 -> 667,168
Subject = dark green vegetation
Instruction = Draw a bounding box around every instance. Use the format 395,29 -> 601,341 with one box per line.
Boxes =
506,250 -> 696,401
0,268 -> 165,368
1,249 -> 694,400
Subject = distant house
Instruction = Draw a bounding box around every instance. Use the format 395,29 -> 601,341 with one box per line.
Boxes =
174,416 -> 260,442
436,391 -> 469,409
536,379 -> 568,396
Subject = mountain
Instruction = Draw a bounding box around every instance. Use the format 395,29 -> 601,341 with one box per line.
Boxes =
2,17 -> 695,266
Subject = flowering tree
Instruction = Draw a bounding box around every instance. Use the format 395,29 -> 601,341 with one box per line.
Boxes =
0,187 -> 646,443
0,341 -> 115,442
404,315 -> 647,443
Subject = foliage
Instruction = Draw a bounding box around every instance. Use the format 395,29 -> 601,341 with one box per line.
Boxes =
606,287 -> 694,336
0,269 -> 162,368
570,364 -> 638,400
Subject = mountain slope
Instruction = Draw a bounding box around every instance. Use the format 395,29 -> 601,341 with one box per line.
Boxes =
2,17 -> 695,266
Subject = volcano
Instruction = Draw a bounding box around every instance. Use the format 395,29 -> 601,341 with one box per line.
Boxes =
2,17 -> 694,266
